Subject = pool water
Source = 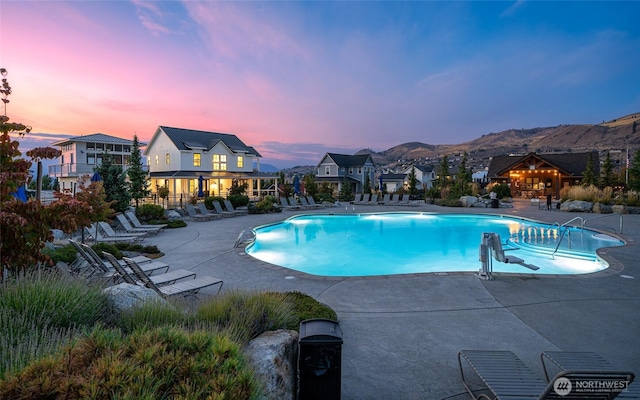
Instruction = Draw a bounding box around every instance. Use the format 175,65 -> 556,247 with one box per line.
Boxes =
245,213 -> 624,277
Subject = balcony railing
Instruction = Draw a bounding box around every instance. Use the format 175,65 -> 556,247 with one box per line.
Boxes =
48,163 -> 146,178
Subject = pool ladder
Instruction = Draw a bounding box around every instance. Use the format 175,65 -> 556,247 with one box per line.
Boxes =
549,214 -> 623,258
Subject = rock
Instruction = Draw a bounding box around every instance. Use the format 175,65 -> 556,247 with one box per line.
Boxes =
459,196 -> 479,207
245,329 -> 299,400
472,201 -> 488,207
103,282 -> 168,313
560,200 -> 593,212
592,202 -> 613,214
166,209 -> 183,220
612,204 -> 628,214
628,206 -> 640,214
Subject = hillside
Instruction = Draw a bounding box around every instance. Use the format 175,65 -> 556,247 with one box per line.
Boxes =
375,112 -> 640,166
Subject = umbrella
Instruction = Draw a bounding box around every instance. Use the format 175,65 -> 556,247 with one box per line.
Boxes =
198,175 -> 204,197
379,175 -> 384,192
293,175 -> 300,195
91,172 -> 101,182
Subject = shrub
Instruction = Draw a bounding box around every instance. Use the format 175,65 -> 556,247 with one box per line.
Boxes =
204,196 -> 224,210
282,291 -> 338,330
165,218 -> 187,228
0,326 -> 261,399
114,300 -> 192,334
42,244 -> 78,264
560,185 -> 613,204
490,183 -> 511,199
90,242 -> 123,259
196,290 -> 296,343
434,198 -> 464,207
136,204 -> 165,221
228,194 -> 249,208
0,270 -> 110,379
248,196 -> 282,214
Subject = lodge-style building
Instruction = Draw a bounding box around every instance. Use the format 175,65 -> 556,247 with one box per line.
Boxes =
487,151 -> 599,199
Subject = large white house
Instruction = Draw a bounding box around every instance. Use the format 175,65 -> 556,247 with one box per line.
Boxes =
144,126 -> 275,205
315,153 -> 376,195
49,133 -> 141,194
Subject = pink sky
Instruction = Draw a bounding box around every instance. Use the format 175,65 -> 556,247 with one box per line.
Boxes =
2,1 -> 639,168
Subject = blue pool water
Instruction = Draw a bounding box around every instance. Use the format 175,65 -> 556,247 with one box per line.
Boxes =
245,213 -> 625,277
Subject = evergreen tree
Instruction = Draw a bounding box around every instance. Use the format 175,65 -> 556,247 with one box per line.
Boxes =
338,175 -> 353,201
362,174 -> 372,194
127,135 -> 150,207
629,149 -> 640,191
303,174 -> 318,199
453,153 -> 472,198
407,166 -> 418,195
581,152 -> 597,186
434,155 -> 450,191
600,151 -> 615,188
95,152 -> 131,213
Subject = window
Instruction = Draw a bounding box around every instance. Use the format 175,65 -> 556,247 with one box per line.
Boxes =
87,153 -> 95,164
155,155 -> 159,165
193,153 -> 201,167
123,145 -> 131,152
96,143 -> 104,150
165,153 -> 170,164
213,154 -> 226,170
113,155 -> 123,164
325,166 -> 330,175
70,154 -> 74,165
86,142 -> 94,150
106,144 -> 113,151
237,156 -> 244,168
114,145 -> 123,152
358,167 -> 362,174
147,156 -> 151,166
123,155 -> 130,165
349,168 -> 353,174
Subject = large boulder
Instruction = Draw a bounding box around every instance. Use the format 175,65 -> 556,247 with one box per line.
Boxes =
166,209 -> 183,220
612,204 -> 628,214
560,200 -> 593,212
245,329 -> 299,400
459,196 -> 479,207
592,202 -> 613,214
103,282 -> 168,313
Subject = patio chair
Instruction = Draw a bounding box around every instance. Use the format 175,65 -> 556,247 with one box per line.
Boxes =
379,193 -> 391,205
458,350 -> 634,400
388,193 -> 400,205
102,251 -> 196,286
351,193 -> 363,204
84,224 -> 142,244
185,203 -> 215,221
399,194 -> 410,205
223,199 -> 248,215
298,196 -> 318,209
80,242 -> 169,278
123,257 -> 224,298
116,213 -> 162,235
367,193 -> 378,205
125,210 -> 167,231
98,221 -> 147,239
287,197 -> 302,209
211,200 -> 236,217
197,203 -> 222,219
306,196 -> 324,208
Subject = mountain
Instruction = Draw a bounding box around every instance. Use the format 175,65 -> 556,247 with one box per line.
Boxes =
374,112 -> 640,167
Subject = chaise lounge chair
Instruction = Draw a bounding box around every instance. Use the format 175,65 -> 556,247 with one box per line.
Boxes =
123,257 -> 224,298
185,203 -> 216,221
197,203 -> 223,220
211,200 -> 236,217
223,199 -> 248,215
84,224 -> 142,244
125,210 -> 167,231
458,350 -> 635,400
116,213 -> 163,235
379,193 -> 391,205
98,221 -> 147,240
102,251 -> 197,287
307,196 -> 324,208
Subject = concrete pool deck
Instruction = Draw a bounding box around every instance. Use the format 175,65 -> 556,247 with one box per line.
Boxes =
143,199 -> 640,400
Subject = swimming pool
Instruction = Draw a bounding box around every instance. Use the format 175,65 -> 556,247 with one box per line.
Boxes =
245,213 -> 625,277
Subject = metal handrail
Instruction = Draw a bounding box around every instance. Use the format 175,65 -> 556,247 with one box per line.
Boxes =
583,213 -> 624,234
559,216 -> 585,229
551,217 -> 584,257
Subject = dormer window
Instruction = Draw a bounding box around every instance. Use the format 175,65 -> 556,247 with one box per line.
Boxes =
193,153 -> 201,167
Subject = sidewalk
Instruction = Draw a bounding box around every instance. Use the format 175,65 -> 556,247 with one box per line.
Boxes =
144,200 -> 640,400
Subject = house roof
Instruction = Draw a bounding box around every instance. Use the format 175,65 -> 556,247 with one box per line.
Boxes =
52,133 -> 142,146
381,173 -> 406,180
487,152 -> 599,178
314,176 -> 361,183
321,153 -> 374,168
157,126 -> 261,157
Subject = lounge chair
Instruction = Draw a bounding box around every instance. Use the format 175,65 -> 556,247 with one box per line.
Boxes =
300,196 -> 322,208
379,194 -> 391,205
223,199 -> 248,215
116,213 -> 162,235
125,210 -> 167,231
123,257 -> 224,298
541,351 -> 640,398
185,203 -> 215,221
211,200 -> 236,217
351,194 -> 363,204
102,251 -> 196,287
356,194 -> 371,205
388,193 -> 400,205
197,203 -> 222,219
84,224 -> 141,244
458,350 -> 634,400
367,193 -> 378,205
79,241 -> 169,278
98,221 -> 147,239
287,197 -> 302,209
307,196 -> 324,208
398,194 -> 410,205
279,197 -> 300,210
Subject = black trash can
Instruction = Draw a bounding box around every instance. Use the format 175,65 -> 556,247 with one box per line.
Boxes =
491,198 -> 499,208
298,319 -> 343,400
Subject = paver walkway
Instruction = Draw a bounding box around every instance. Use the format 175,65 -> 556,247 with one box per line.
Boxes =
144,199 -> 640,400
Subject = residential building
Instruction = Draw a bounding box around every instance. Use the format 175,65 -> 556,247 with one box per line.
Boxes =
487,151 -> 599,199
144,126 -> 275,206
379,173 -> 406,193
49,133 -> 141,194
315,153 -> 376,195
401,165 -> 435,190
